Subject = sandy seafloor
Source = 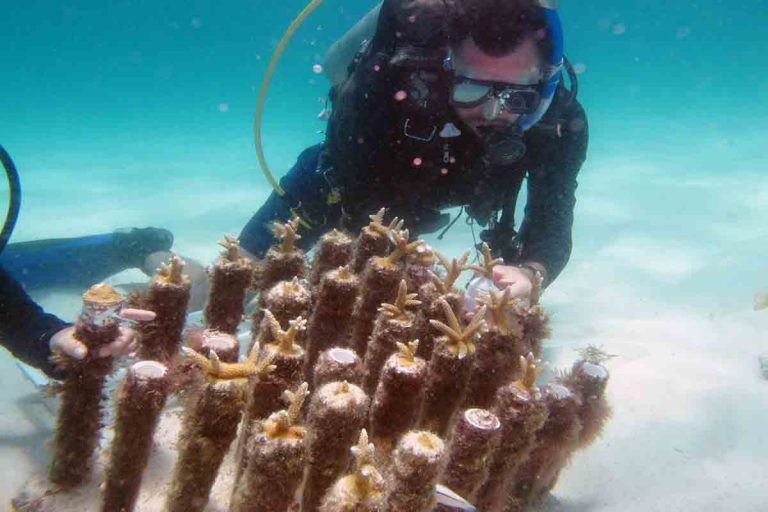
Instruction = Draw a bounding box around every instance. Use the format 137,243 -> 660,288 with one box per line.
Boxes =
2,0 -> 768,507
0,118 -> 766,511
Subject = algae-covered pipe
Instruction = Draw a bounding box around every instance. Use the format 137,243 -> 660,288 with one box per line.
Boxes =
137,255 -> 190,362
319,429 -> 387,512
475,355 -> 549,512
351,208 -> 393,274
230,384 -> 309,512
350,229 -> 421,357
101,361 -> 169,512
256,277 -> 311,346
204,236 -> 254,335
513,383 -> 582,505
386,431 -> 446,512
310,228 -> 354,286
49,284 -> 123,488
440,408 -> 501,503
362,280 -> 418,395
313,347 -> 364,389
302,381 -> 370,512
369,340 -> 426,463
234,313 -> 305,486
165,340 -> 249,512
419,301 -> 486,437
305,266 -> 359,380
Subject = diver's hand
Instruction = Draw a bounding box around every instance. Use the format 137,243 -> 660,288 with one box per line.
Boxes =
143,251 -> 211,312
492,265 -> 534,302
50,307 -> 155,359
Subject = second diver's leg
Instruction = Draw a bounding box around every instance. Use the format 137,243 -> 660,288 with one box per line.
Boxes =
0,227 -> 174,290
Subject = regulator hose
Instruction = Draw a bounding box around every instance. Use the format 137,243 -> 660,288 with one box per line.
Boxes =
0,145 -> 21,255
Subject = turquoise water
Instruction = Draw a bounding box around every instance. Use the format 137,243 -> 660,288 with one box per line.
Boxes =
1,0 -> 767,509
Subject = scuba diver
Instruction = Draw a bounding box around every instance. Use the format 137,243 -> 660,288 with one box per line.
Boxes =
0,146 -> 163,378
239,0 -> 589,301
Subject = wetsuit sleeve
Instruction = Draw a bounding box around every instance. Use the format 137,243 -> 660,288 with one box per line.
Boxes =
239,144 -> 342,258
0,265 -> 70,378
514,98 -> 589,286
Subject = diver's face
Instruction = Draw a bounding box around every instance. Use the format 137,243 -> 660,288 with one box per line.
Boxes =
451,37 -> 544,136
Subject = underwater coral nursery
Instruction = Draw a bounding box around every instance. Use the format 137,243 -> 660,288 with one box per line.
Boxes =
18,210 -> 611,512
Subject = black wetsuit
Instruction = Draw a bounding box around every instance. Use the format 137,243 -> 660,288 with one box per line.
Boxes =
0,265 -> 69,377
239,0 -> 588,286
0,227 -> 172,377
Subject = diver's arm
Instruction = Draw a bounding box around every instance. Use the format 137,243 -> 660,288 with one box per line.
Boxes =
324,2 -> 382,85
0,265 -> 70,378
513,97 -> 589,287
239,145 -> 342,259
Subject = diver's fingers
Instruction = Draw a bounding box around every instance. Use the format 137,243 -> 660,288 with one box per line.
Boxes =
505,282 -> 534,307
492,264 -> 522,287
50,326 -> 88,360
120,308 -> 157,322
96,327 -> 138,358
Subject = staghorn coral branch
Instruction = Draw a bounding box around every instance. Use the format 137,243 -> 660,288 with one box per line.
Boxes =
430,250 -> 470,293
245,341 -> 278,375
396,339 -> 420,363
429,300 -> 488,359
378,280 -> 421,321
477,287 -> 524,336
283,382 -> 310,425
218,235 -> 240,262
157,254 -> 186,285
351,429 -> 375,470
267,382 -> 310,439
337,264 -> 353,280
368,208 -> 387,229
464,242 -> 504,278
381,229 -> 424,267
516,353 -> 548,393
272,215 -> 302,254
264,309 -> 306,355
182,347 -> 272,382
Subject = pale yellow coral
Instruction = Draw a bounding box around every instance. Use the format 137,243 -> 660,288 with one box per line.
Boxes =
266,382 -> 309,440
378,280 -> 421,322
272,215 -> 302,254
264,309 -> 306,356
428,251 -> 470,294
515,353 -> 547,394
182,344 -> 275,383
376,229 -> 424,269
155,254 -> 187,285
477,287 -> 524,336
429,299 -> 487,359
218,235 -> 241,262
395,339 -> 420,366
463,242 -> 504,279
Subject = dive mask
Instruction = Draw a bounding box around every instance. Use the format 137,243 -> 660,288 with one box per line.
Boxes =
450,75 -> 541,115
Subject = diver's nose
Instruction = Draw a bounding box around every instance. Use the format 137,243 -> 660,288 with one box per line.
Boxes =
482,97 -> 502,120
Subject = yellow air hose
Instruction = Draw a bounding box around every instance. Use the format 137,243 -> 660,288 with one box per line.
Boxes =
254,0 -> 325,229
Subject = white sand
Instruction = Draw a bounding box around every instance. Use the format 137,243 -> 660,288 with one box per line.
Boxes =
1,129 -> 767,510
